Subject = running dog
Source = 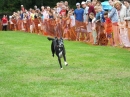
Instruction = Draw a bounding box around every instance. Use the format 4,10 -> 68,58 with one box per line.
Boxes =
47,37 -> 68,69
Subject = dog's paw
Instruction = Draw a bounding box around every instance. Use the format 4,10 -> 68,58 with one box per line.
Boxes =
65,62 -> 68,66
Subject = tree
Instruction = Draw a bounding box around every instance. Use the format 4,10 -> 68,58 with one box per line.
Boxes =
0,0 -> 103,13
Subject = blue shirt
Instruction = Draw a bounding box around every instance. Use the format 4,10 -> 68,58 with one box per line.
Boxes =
108,7 -> 118,23
96,12 -> 100,21
74,8 -> 84,22
96,11 -> 105,23
20,13 -> 23,20
99,11 -> 105,23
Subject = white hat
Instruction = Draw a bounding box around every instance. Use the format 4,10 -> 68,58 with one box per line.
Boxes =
76,3 -> 80,6
86,0 -> 91,3
81,1 -> 86,5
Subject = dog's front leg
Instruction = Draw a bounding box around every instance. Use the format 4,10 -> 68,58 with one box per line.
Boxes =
58,57 -> 63,69
63,54 -> 68,66
62,49 -> 68,66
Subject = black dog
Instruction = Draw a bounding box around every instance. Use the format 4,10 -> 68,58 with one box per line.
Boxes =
47,37 -> 68,69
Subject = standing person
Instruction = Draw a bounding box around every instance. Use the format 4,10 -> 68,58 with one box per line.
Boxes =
69,10 -> 75,28
81,1 -> 89,23
21,5 -> 25,12
89,12 -> 97,44
81,1 -> 89,42
114,1 -> 130,47
2,15 -> 8,31
68,10 -> 76,40
86,0 -> 96,43
124,0 -> 130,42
74,2 -> 84,41
33,15 -> 40,34
87,0 -> 96,17
95,5 -> 105,45
34,5 -> 37,11
49,9 -> 54,19
59,5 -> 67,17
92,0 -> 97,6
56,2 -> 62,15
118,19 -> 130,47
104,11 -> 114,46
108,0 -> 119,46
74,3 -> 84,22
96,1 -> 102,6
65,1 -> 69,7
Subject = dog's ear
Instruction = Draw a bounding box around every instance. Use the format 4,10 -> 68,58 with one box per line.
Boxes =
60,37 -> 63,40
60,37 -> 63,41
47,37 -> 54,41
56,38 -> 58,44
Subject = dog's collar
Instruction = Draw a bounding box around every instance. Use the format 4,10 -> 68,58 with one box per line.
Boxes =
57,45 -> 64,47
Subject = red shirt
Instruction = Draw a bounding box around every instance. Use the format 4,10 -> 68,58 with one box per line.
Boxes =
2,17 -> 8,24
88,5 -> 96,16
60,9 -> 67,16
104,18 -> 113,33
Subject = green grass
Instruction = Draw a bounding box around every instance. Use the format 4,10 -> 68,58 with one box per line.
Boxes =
0,31 -> 130,97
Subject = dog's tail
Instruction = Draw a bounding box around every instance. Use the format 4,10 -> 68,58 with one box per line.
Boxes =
47,37 -> 54,41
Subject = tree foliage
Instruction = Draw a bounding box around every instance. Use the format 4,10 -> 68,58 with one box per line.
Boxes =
0,0 -> 103,13
0,0 -> 78,13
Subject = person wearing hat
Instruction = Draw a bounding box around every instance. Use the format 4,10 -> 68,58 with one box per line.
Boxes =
81,1 -> 89,23
21,5 -> 25,12
81,1 -> 89,42
34,5 -> 37,10
74,3 -> 84,22
74,2 -> 84,41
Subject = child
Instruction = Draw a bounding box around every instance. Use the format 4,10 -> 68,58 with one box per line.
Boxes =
95,6 -> 105,45
89,12 -> 97,44
104,11 -> 113,46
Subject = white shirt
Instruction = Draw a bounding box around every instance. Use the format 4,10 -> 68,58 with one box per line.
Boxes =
70,15 -> 75,27
57,7 -> 61,14
83,6 -> 89,22
117,5 -> 126,22
42,10 -> 49,20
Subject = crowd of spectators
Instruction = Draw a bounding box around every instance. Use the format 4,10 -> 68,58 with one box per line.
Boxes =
1,0 -> 130,48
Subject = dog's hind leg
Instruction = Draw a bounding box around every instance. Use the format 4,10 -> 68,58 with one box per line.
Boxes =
58,57 -> 63,69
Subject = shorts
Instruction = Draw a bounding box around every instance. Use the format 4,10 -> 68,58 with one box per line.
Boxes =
106,33 -> 112,38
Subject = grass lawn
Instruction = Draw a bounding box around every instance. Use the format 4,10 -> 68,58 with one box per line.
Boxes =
0,31 -> 130,97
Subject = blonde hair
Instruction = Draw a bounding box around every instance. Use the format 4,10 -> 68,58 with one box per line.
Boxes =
114,1 -> 122,7
94,6 -> 98,10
